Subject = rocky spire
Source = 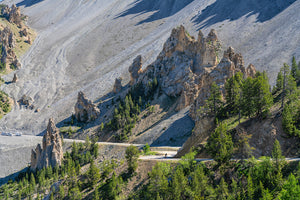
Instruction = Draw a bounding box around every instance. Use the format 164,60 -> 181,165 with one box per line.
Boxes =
113,77 -> 122,93
31,118 -> 63,171
75,91 -> 100,122
128,55 -> 143,85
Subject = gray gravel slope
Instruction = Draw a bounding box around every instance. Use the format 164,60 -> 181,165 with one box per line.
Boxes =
0,0 -> 299,134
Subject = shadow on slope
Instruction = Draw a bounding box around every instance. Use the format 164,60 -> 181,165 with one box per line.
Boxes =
151,114 -> 194,147
116,0 -> 194,25
0,167 -> 29,186
16,0 -> 44,7
193,0 -> 297,29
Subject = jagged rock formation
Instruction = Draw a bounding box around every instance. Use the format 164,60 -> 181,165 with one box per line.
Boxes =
1,4 -> 22,27
126,26 -> 257,156
128,25 -> 255,113
128,55 -> 143,85
0,26 -> 21,69
12,73 -> 18,83
75,91 -> 100,122
113,77 -> 122,93
31,118 -> 63,171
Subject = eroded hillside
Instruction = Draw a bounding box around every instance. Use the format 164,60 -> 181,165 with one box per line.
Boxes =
0,0 -> 299,134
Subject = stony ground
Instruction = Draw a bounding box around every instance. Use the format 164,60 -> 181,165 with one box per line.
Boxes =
0,0 -> 299,135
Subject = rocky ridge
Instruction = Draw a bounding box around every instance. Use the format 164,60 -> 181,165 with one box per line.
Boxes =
122,25 -> 257,153
75,91 -> 100,122
0,26 -> 21,69
126,25 -> 255,115
1,4 -> 22,27
31,118 -> 63,171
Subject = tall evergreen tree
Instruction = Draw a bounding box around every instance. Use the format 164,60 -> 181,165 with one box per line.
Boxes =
87,160 -> 100,188
125,145 -> 139,173
252,72 -> 273,117
206,82 -> 222,116
291,56 -> 298,79
206,122 -> 233,165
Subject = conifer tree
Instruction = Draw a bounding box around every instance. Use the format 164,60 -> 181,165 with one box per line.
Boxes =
206,82 -> 222,116
207,122 -> 233,165
291,56 -> 298,79
125,145 -> 139,173
87,160 -> 100,188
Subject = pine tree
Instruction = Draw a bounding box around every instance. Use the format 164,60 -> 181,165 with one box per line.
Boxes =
206,122 -> 233,165
291,56 -> 298,79
87,160 -> 101,188
247,174 -> 254,200
216,178 -> 229,200
59,184 -> 65,199
241,77 -> 256,118
225,72 -> 243,115
252,72 -> 273,117
282,64 -> 290,108
85,135 -> 91,150
275,69 -> 284,91
272,139 -> 285,172
192,165 -> 212,198
172,166 -> 187,200
93,186 -> 100,200
125,145 -> 139,173
206,82 -> 222,116
279,174 -> 300,200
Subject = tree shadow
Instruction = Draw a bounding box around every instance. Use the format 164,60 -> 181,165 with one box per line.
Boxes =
16,0 -> 44,8
115,0 -> 195,25
0,167 -> 29,186
192,0 -> 297,29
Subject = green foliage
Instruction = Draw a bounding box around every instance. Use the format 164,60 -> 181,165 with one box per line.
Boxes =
68,186 -> 82,200
179,150 -> 196,175
206,122 -> 234,165
125,145 -> 139,173
108,77 -> 158,141
87,160 -> 101,188
279,173 -> 300,199
0,91 -> 11,114
282,95 -> 300,137
206,82 -> 223,116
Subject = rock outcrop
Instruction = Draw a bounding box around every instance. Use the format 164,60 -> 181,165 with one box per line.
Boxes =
0,26 -> 21,69
128,55 -> 143,85
125,26 -> 257,156
113,77 -> 122,93
12,73 -> 18,83
127,26 -> 256,113
20,28 -> 28,37
31,119 -> 63,171
1,4 -> 22,27
75,91 -> 100,122
18,94 -> 34,109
